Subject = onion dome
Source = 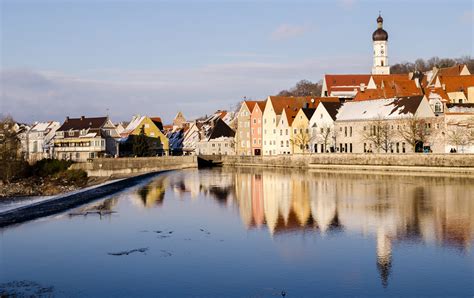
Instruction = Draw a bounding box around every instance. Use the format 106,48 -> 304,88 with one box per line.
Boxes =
372,28 -> 388,41
372,14 -> 388,41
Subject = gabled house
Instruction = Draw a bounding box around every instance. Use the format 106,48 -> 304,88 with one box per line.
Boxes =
291,108 -> 316,154
119,115 -> 169,156
54,116 -> 118,161
250,101 -> 266,156
197,118 -> 235,155
309,101 -> 343,153
24,121 -> 61,162
236,101 -> 257,155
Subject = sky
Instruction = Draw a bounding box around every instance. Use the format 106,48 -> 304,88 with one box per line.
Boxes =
1,0 -> 473,124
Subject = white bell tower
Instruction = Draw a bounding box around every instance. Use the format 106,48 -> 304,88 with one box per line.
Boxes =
372,14 -> 390,75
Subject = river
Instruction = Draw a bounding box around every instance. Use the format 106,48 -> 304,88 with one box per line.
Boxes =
1,167 -> 473,297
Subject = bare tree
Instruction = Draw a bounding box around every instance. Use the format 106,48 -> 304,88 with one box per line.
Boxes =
397,116 -> 431,153
0,116 -> 28,183
291,127 -> 315,154
362,116 -> 394,153
317,125 -> 333,153
446,125 -> 470,152
277,79 -> 323,97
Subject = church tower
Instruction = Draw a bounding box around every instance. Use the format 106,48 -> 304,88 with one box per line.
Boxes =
372,14 -> 390,75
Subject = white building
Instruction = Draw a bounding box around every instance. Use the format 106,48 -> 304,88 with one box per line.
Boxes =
23,121 -> 60,162
334,96 -> 440,153
309,101 -> 342,153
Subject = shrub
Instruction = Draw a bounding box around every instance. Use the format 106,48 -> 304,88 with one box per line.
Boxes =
30,159 -> 74,177
56,169 -> 88,186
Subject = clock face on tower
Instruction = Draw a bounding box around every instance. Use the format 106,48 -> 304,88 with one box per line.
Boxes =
381,50 -> 384,54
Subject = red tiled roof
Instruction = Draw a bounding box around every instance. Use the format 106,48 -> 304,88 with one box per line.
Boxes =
269,96 -> 338,115
243,101 -> 258,112
438,65 -> 468,77
424,87 -> 450,103
325,74 -> 372,94
439,75 -> 474,94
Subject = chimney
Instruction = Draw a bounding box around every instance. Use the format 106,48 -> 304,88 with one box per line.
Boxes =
80,116 -> 85,120
65,116 -> 69,122
304,102 -> 309,109
360,83 -> 366,92
442,84 -> 446,90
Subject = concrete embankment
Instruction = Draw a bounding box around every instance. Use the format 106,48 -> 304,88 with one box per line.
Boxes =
221,154 -> 474,174
0,156 -> 198,227
70,155 -> 197,177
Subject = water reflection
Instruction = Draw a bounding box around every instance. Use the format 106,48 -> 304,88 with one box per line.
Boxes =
141,168 -> 474,287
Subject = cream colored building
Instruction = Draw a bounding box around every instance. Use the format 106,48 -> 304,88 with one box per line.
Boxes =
334,96 -> 440,153
309,101 -> 342,153
236,101 -> 256,155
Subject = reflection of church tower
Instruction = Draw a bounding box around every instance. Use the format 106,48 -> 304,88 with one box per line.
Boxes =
376,228 -> 392,288
372,14 -> 390,75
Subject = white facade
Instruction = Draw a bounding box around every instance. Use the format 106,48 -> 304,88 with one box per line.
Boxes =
309,104 -> 338,153
24,121 -> 60,162
262,98 -> 278,156
372,40 -> 389,75
197,137 -> 235,155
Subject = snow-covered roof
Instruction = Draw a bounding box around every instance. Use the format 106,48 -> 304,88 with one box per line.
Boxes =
336,96 -> 425,121
30,121 -> 60,132
121,115 -> 146,136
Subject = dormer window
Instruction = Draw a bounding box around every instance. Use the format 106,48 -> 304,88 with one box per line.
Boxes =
68,131 -> 74,136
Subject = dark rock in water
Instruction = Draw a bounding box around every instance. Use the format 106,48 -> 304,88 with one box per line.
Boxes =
0,280 -> 54,297
107,247 -> 148,256
281,290 -> 287,297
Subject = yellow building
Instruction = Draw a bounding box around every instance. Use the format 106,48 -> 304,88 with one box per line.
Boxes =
120,115 -> 169,156
291,108 -> 316,154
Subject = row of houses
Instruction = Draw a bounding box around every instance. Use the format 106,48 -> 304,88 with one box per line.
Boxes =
235,65 -> 474,155
14,109 -> 239,162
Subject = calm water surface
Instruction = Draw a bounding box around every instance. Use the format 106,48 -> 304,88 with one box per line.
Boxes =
1,168 -> 473,297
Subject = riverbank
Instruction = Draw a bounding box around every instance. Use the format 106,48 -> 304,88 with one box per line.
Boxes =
0,176 -> 111,198
0,170 -> 167,228
220,154 -> 474,173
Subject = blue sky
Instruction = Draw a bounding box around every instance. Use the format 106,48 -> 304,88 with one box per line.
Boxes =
1,0 -> 473,123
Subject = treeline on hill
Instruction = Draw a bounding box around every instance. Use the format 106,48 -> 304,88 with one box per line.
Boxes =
390,56 -> 474,74
0,115 -> 87,186
278,79 -> 323,97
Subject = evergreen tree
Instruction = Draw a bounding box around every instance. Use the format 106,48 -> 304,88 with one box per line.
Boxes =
133,125 -> 150,157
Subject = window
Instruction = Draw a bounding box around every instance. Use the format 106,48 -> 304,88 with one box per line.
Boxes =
281,141 -> 284,147
76,152 -> 80,159
145,124 -> 149,128
320,128 -> 324,134
294,129 -> 297,134
253,119 -> 257,124
364,143 -> 367,152
435,102 -> 442,113
350,127 -> 352,137
344,127 -> 347,137
68,131 -> 74,136
280,129 -> 282,136
350,143 -> 352,153
286,129 -> 288,135
402,142 -> 406,153
286,140 -> 289,147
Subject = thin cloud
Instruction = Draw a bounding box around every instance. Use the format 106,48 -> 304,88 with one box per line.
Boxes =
1,56 -> 368,124
270,24 -> 310,41
338,0 -> 356,10
460,10 -> 473,24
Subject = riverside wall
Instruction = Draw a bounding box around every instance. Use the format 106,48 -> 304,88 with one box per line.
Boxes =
70,156 -> 197,177
221,154 -> 474,174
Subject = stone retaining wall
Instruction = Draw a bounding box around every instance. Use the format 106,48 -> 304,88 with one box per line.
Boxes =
70,156 -> 197,177
221,154 -> 474,170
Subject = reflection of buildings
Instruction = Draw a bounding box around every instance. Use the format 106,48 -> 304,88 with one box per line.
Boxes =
167,168 -> 474,288
133,177 -> 167,208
